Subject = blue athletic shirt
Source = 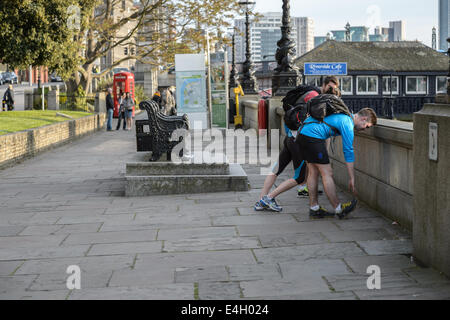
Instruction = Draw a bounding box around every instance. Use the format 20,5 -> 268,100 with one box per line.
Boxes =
298,113 -> 355,163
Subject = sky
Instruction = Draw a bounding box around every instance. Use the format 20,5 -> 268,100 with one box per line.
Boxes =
251,0 -> 438,46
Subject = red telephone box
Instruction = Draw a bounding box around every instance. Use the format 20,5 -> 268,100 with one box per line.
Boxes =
113,72 -> 135,118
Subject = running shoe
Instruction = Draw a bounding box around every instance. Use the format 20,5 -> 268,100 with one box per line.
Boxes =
254,200 -> 267,211
337,199 -> 358,219
297,187 -> 323,197
261,196 -> 283,212
309,206 -> 335,219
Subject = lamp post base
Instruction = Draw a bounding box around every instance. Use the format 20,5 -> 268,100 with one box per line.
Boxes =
272,71 -> 300,97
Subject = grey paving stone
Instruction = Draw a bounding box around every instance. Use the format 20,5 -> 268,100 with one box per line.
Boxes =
357,239 -> 413,256
109,268 -> 175,287
0,234 -> 67,249
56,214 -> 134,225
0,261 -> 24,276
279,259 -> 352,279
344,255 -> 415,274
354,283 -> 450,300
402,267 -> 450,285
62,230 -> 158,246
163,237 -> 260,252
258,232 -> 326,248
134,250 -> 256,270
88,241 -> 162,256
14,255 -> 135,275
0,275 -> 38,294
246,291 -> 357,300
175,266 -> 228,283
54,223 -> 103,234
0,226 -> 25,236
0,289 -> 70,300
29,271 -> 112,291
0,245 -> 89,261
253,242 -> 366,264
241,277 -> 330,298
212,215 -> 297,226
322,228 -> 395,242
227,264 -> 282,281
68,283 -> 194,300
324,272 -> 416,292
198,281 -> 242,300
157,227 -> 237,241
18,225 -> 63,236
100,216 -> 212,230
334,217 -> 393,231
237,221 -> 341,237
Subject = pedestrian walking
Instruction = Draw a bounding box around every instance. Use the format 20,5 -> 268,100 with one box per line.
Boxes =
106,88 -> 114,131
116,92 -> 127,130
2,85 -> 14,111
124,92 -> 135,131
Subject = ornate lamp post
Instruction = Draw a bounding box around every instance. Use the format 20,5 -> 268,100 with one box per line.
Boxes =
238,1 -> 258,94
272,0 -> 300,96
229,32 -> 240,89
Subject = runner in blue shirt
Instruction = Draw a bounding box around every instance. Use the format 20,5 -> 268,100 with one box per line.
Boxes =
296,100 -> 377,218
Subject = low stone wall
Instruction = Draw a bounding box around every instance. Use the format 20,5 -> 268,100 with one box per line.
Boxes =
329,119 -> 414,231
0,113 -> 106,169
241,97 -> 259,130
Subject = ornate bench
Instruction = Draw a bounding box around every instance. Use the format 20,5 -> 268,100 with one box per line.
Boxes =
136,100 -> 189,161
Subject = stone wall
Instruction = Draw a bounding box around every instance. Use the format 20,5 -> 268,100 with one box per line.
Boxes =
328,119 -> 414,231
412,103 -> 450,278
241,96 -> 259,130
0,113 -> 106,169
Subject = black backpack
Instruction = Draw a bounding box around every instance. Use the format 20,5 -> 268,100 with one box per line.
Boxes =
283,91 -> 317,131
303,94 -> 352,134
282,85 -> 321,131
282,85 -> 321,112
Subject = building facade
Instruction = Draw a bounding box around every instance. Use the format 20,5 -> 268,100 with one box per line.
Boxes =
389,21 -> 406,41
234,13 -> 314,63
295,41 -> 447,119
439,0 -> 450,50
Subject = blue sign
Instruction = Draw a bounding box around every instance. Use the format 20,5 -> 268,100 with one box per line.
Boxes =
304,63 -> 347,76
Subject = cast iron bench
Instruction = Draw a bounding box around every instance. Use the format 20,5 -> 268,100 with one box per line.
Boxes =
136,100 -> 189,161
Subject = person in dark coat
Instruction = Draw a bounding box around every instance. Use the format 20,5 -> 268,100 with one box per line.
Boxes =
106,88 -> 114,131
2,85 -> 14,111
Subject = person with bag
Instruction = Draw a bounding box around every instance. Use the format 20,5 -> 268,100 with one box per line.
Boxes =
253,78 -> 340,213
3,85 -> 14,111
116,92 -> 127,130
296,76 -> 378,219
124,92 -> 135,131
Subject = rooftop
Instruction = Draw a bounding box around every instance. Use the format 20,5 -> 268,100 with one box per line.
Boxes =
294,40 -> 448,72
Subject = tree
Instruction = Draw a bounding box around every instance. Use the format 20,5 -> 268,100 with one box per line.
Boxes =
0,0 -> 253,95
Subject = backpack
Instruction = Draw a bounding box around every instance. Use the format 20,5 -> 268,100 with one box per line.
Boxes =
283,90 -> 319,131
281,85 -> 321,112
303,94 -> 352,134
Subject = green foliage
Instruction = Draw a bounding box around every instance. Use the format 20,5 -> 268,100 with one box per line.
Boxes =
134,85 -> 148,109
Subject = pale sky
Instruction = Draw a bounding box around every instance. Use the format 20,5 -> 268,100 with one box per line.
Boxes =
250,0 -> 438,47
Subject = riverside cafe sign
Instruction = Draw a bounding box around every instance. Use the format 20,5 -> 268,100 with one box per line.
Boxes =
304,62 -> 347,76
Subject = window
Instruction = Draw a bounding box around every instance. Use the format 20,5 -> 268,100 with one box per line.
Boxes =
436,76 -> 447,94
382,76 -> 399,95
406,76 -> 427,94
337,76 -> 353,95
357,76 -> 378,95
305,76 -> 321,87
124,47 -> 128,55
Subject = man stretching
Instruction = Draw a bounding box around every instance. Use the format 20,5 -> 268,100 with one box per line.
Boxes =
296,106 -> 377,218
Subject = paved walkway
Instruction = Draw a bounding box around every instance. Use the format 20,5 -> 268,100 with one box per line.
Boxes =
1,116 -> 450,300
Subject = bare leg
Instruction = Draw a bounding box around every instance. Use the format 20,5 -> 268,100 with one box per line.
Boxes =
260,173 -> 277,200
307,163 -> 320,207
268,178 -> 298,199
316,163 -> 340,209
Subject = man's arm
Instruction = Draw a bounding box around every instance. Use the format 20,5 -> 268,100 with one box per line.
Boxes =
346,162 -> 356,194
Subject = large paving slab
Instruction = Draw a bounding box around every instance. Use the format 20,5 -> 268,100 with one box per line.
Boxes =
0,115 -> 449,299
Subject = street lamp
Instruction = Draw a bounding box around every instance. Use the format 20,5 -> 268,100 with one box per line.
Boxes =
272,0 -> 300,96
238,1 -> 258,94
229,31 -> 240,89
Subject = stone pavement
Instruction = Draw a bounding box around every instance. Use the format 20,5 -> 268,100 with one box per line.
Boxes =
1,115 -> 450,300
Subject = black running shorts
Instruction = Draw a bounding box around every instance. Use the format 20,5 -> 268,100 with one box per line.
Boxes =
295,134 -> 330,164
271,136 -> 306,185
